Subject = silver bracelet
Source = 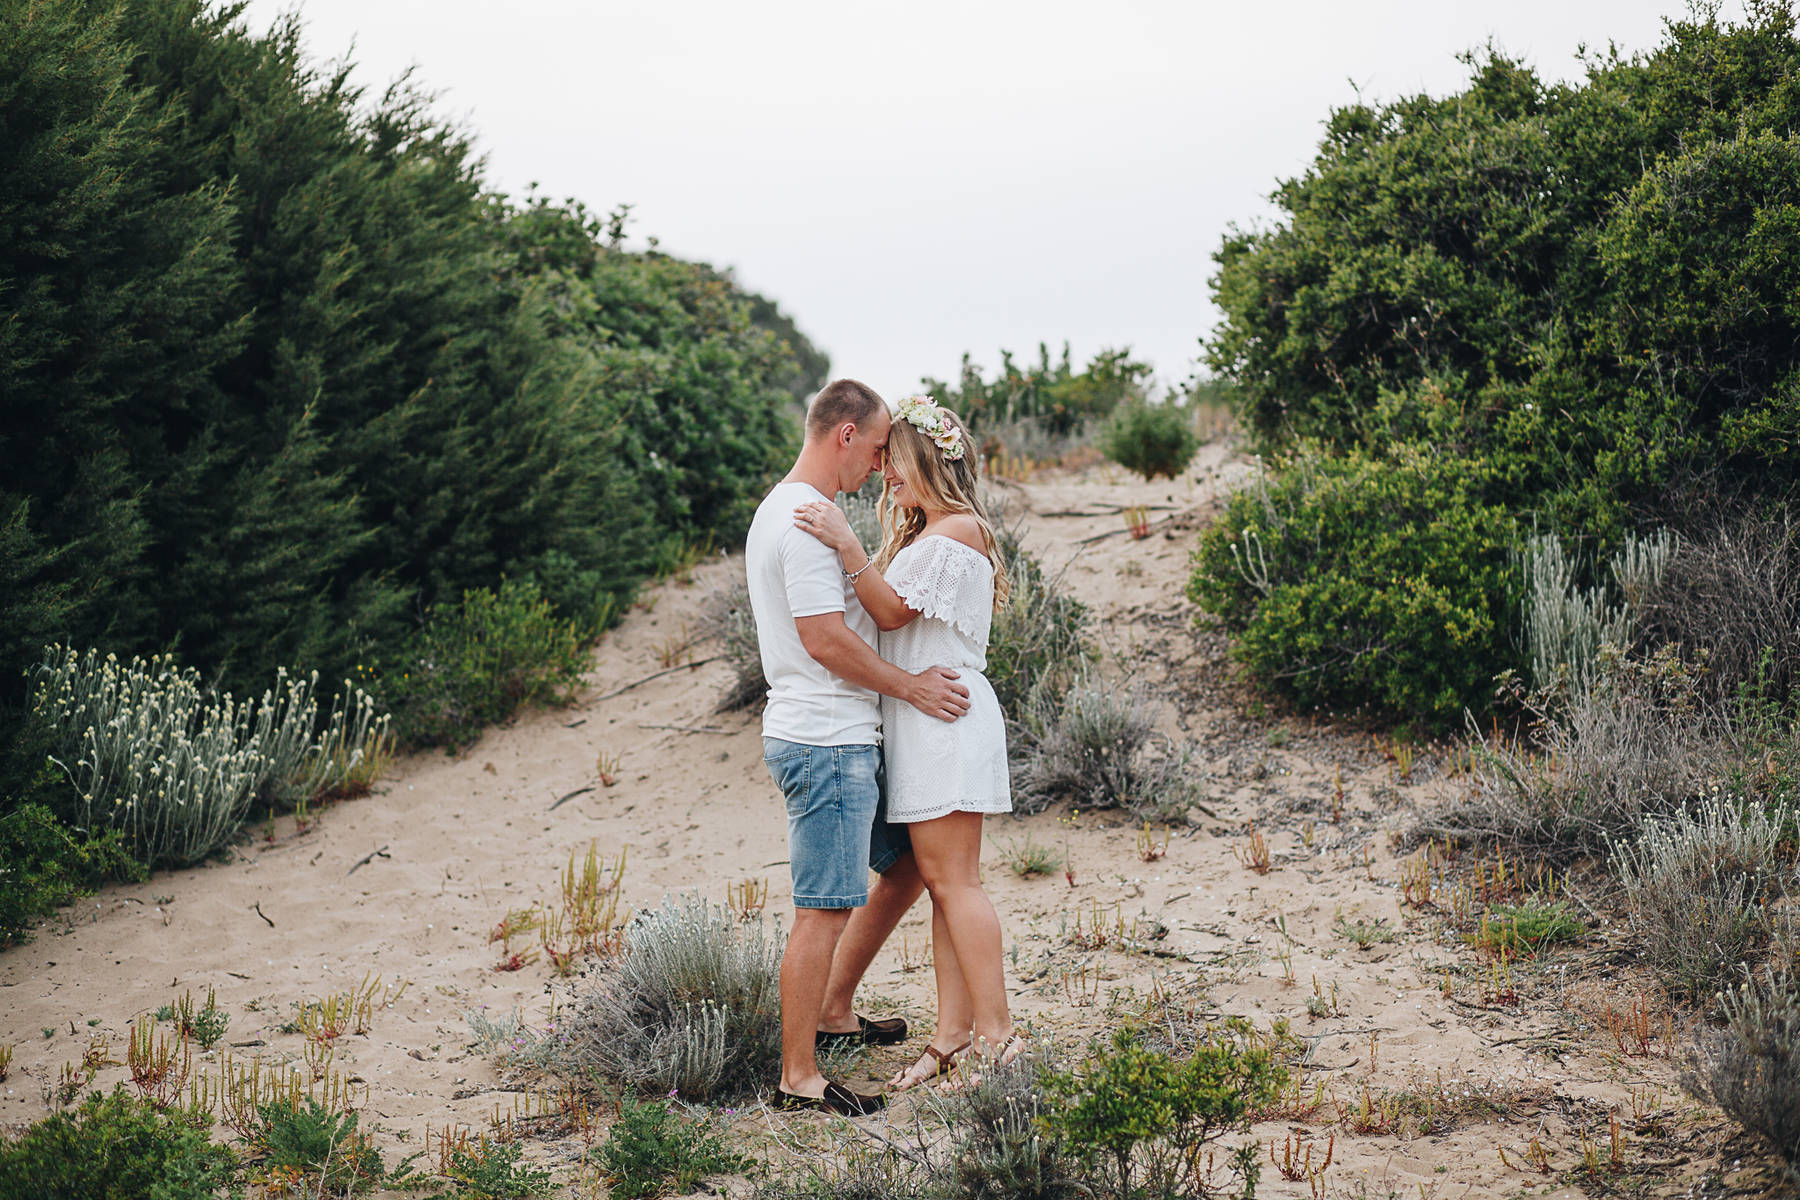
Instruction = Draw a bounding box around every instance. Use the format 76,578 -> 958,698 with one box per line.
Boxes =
843,559 -> 873,582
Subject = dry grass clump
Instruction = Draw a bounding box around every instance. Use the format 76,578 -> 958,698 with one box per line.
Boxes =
1612,796 -> 1797,1001
698,570 -> 765,713
1643,507 -> 1800,706
557,894 -> 782,1100
1012,679 -> 1201,821
1685,961 -> 1800,1175
1419,648 -> 1719,857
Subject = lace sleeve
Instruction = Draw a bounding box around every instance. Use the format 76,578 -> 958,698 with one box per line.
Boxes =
889,536 -> 994,644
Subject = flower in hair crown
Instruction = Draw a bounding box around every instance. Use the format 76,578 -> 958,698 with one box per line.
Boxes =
897,394 -> 965,461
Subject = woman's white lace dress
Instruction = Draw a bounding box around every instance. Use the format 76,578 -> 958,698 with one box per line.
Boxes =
880,535 -> 1012,823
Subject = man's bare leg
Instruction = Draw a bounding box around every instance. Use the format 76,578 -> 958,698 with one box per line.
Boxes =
780,907 -> 852,1095
819,851 -> 925,1033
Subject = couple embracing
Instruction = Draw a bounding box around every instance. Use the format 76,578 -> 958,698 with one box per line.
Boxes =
746,378 -> 1022,1114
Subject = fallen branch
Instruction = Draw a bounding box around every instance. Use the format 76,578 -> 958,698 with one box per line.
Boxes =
1076,514 -> 1174,546
636,722 -> 727,734
346,845 -> 390,876
252,902 -> 274,928
549,786 -> 594,811
592,655 -> 724,703
1040,503 -> 1178,517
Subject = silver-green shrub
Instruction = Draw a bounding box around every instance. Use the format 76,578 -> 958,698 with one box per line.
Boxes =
1014,676 -> 1200,820
1686,962 -> 1800,1173
34,646 -> 391,867
1613,796 -> 1796,1000
1521,529 -> 1676,697
558,894 -> 783,1100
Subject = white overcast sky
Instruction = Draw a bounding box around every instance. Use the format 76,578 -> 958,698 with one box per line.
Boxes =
241,0 -> 1731,401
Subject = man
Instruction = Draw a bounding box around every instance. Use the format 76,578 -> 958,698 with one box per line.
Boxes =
745,377 -> 970,1113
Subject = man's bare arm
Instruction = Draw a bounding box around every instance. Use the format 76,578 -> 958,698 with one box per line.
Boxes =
795,613 -> 970,722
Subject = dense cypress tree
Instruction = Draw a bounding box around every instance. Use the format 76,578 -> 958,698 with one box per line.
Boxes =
0,0 -> 811,790
0,0 -> 241,723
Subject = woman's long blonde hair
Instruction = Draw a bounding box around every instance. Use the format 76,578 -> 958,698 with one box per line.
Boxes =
874,404 -> 1011,610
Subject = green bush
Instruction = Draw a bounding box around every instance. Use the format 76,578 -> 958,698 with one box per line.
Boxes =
0,4 -> 813,771
593,1097 -> 751,1200
250,1097 -> 393,1196
986,510 -> 1090,725
381,579 -> 588,750
0,1087 -> 237,1200
1189,447 -> 1517,723
435,1139 -> 552,1198
1100,401 -> 1199,481
1042,1023 -> 1285,1200
925,344 -> 1149,440
0,798 -> 140,947
1195,8 -> 1800,725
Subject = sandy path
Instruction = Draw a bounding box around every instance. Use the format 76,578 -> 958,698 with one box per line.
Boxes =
0,442 -> 1732,1197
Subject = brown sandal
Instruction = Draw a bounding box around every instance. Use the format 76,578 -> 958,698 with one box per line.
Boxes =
888,1040 -> 971,1092
938,1031 -> 1029,1092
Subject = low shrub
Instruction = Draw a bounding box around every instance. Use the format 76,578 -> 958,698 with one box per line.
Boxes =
0,796 -> 141,946
925,344 -> 1148,439
1189,446 -> 1517,724
1613,797 -> 1796,1001
249,1096 -> 393,1196
592,1096 -> 751,1199
1100,400 -> 1199,481
1041,1023 -> 1284,1200
0,1086 -> 237,1200
1419,648 -> 1719,857
1642,506 -> 1800,706
381,578 -> 587,750
559,895 -> 782,1100
700,568 -> 767,713
32,647 -> 392,868
944,1042 -> 1078,1200
1013,679 -> 1199,820
436,1138 -> 553,1198
751,1142 -> 939,1200
520,548 -> 625,641
986,511 -> 1090,725
1685,963 -> 1800,1173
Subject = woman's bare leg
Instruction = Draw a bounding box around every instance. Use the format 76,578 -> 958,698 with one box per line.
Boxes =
888,899 -> 976,1089
909,811 -> 1011,1051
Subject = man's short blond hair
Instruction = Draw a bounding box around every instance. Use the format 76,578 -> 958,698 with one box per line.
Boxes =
806,379 -> 885,440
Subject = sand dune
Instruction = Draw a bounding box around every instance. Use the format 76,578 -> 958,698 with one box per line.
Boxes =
1,443 -> 1748,1198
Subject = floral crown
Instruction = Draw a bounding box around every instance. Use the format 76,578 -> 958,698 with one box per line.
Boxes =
895,394 -> 965,461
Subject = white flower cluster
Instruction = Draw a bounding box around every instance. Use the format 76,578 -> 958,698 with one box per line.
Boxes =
897,394 -> 965,461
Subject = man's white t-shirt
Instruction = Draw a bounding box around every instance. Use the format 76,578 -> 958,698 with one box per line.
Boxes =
745,481 -> 881,746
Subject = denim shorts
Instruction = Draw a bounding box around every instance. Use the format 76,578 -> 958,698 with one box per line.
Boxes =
764,738 -> 911,908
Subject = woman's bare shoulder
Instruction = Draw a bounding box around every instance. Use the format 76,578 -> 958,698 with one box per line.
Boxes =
928,514 -> 987,554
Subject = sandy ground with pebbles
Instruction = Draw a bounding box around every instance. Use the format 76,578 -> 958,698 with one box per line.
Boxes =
0,440 -> 1775,1198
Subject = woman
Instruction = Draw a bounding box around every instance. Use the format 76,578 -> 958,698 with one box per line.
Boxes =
793,394 -> 1020,1090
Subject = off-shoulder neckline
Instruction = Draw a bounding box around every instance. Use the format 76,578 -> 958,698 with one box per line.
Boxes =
899,532 -> 990,560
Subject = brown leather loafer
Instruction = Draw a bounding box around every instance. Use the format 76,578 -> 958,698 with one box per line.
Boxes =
774,1081 -> 886,1116
815,1013 -> 909,1050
